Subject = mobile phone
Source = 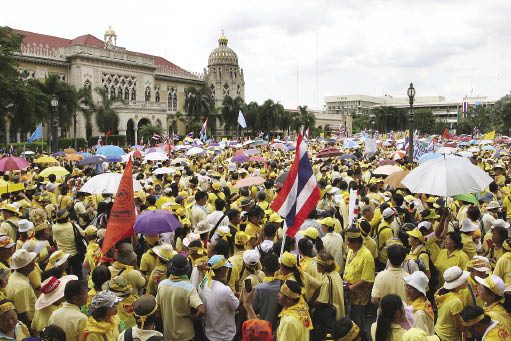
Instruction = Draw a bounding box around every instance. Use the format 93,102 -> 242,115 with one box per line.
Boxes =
244,278 -> 252,292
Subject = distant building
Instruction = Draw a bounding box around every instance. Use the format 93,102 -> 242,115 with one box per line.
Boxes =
325,94 -> 495,133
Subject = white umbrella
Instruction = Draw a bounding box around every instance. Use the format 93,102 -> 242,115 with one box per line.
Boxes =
22,151 -> 35,155
456,151 -> 473,158
401,156 -> 493,196
170,158 -> 188,165
144,152 -> 169,162
79,173 -> 142,194
467,147 -> 480,153
373,165 -> 403,176
435,147 -> 458,155
186,147 -> 204,156
153,167 -> 176,175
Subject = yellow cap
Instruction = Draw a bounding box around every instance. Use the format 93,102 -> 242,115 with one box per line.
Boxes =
301,227 -> 319,240
84,225 -> 98,236
269,213 -> 284,223
281,251 -> 297,268
406,229 -> 425,243
317,217 -> 336,227
235,231 -> 250,245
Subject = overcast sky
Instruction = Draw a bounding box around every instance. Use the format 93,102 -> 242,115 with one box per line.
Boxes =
2,0 -> 510,109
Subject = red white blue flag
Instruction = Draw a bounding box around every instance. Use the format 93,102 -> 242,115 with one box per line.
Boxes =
270,133 -> 320,237
200,117 -> 208,141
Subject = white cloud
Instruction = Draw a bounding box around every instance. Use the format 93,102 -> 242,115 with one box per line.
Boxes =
1,0 -> 510,109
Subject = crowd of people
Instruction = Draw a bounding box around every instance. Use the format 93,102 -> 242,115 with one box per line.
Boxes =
0,136 -> 509,341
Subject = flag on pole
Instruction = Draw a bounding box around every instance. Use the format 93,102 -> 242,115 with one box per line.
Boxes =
186,132 -> 194,138
403,130 -> 410,151
28,123 -> 43,143
200,118 -> 208,141
97,136 -> 103,146
472,127 -> 480,138
305,127 -> 310,140
270,133 -> 320,237
151,133 -> 161,141
238,110 -> 247,128
8,145 -> 13,156
338,124 -> 346,138
462,101 -> 469,114
442,128 -> 452,140
102,157 -> 136,253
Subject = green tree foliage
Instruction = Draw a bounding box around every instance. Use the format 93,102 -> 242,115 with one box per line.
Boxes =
138,124 -> 163,142
351,113 -> 371,133
91,87 -> 124,134
456,106 -> 493,135
372,106 -> 408,133
494,94 -> 511,136
221,96 -> 245,135
413,109 -> 436,135
184,86 -> 214,121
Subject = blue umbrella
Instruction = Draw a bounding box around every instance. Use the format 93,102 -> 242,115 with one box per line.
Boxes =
78,155 -> 106,166
418,152 -> 442,164
96,145 -> 126,157
79,152 -> 92,158
482,145 -> 495,151
53,151 -> 65,157
343,139 -> 359,149
106,155 -> 123,162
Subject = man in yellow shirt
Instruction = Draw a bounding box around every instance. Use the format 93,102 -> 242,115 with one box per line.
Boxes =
0,204 -> 20,241
376,207 -> 395,271
344,227 -> 375,341
245,209 -> 262,249
49,280 -> 88,341
6,249 -> 37,327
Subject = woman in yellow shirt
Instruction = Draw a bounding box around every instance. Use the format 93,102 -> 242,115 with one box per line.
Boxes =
403,271 -> 435,335
276,280 -> 313,341
434,231 -> 469,287
493,240 -> 511,285
0,300 -> 30,340
475,274 -> 511,332
84,290 -> 121,341
370,294 -> 406,341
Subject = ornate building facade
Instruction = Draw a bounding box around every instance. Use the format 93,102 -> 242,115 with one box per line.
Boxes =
11,27 -> 217,144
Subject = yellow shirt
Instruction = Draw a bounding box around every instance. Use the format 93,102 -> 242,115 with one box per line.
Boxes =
461,233 -> 476,259
484,322 -> 511,341
117,294 -> 138,329
371,266 -> 408,303
31,304 -> 58,333
434,249 -> 468,287
425,234 -> 440,263
277,306 -> 311,341
146,264 -> 167,296
376,221 -> 393,264
363,236 -> 378,259
344,245 -> 375,284
83,315 -> 120,341
51,221 -> 80,256
485,301 -> 511,332
406,245 -> 430,272
140,249 -> 158,279
84,241 -> 102,276
109,262 -> 146,296
5,271 -> 36,320
493,252 -> 511,285
227,251 -> 245,292
434,291 -> 463,341
503,195 -> 511,219
370,323 -> 405,341
0,218 -> 19,241
245,221 -> 261,239
316,271 -> 345,320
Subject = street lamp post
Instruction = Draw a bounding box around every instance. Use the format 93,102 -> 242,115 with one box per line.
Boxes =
50,96 -> 59,153
407,83 -> 416,162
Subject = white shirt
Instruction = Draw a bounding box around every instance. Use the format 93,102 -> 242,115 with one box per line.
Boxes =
322,232 -> 344,272
482,213 -> 497,234
207,210 -> 229,228
198,279 -> 239,341
118,327 -> 163,341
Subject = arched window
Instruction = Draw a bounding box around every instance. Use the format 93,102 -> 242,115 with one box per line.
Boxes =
155,85 -> 160,102
124,89 -> 130,100
117,87 -> 123,99
110,86 -> 115,99
145,86 -> 151,102
168,87 -> 177,111
223,83 -> 230,97
131,89 -> 136,101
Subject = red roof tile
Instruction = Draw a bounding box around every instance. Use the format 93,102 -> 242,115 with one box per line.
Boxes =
15,29 -> 71,48
70,34 -> 104,48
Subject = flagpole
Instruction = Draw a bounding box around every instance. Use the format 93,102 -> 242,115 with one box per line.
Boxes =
279,222 -> 287,257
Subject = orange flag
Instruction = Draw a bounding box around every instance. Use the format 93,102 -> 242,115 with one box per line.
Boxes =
102,157 -> 136,253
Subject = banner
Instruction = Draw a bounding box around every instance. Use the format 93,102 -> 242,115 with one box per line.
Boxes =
28,123 -> 43,143
102,158 -> 136,253
482,130 -> 495,140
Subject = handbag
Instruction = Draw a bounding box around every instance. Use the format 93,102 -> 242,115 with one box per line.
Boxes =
311,275 -> 337,341
72,223 -> 87,256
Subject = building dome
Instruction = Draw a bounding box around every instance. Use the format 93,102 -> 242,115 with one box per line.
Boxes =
208,32 -> 238,66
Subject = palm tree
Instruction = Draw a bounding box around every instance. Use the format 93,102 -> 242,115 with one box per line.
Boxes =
244,101 -> 260,135
221,96 -> 245,135
138,124 -> 163,143
184,86 -> 214,136
168,111 -> 186,136
90,87 -> 125,135
76,86 -> 94,147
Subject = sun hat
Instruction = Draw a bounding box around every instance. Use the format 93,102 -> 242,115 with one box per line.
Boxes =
487,201 -> 501,210
84,225 -> 98,236
22,239 -> 47,255
403,271 -> 429,296
35,275 -> 78,309
216,226 -> 232,240
239,198 -> 254,208
300,227 -> 319,240
242,319 -> 273,341
235,231 -> 250,245
402,328 -> 440,341
406,229 -> 425,243
460,218 -> 478,232
491,219 -> 510,230
102,276 -> 132,297
18,219 -> 34,233
243,250 -> 260,266
0,204 -> 20,216
194,221 -> 214,235
89,290 -> 122,313
152,244 -> 177,262
115,243 -> 137,265
168,254 -> 192,276
423,210 -> 440,220
382,207 -> 395,219
10,248 -> 37,270
466,256 -> 491,274
443,266 -> 470,290
0,236 -> 15,249
475,274 -> 505,297
45,251 -> 70,270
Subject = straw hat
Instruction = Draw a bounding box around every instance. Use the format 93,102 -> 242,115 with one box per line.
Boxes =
45,251 -> 70,270
194,221 -> 214,235
0,204 -> 20,216
152,244 -> 177,262
486,201 -> 501,210
35,275 -> 78,309
102,276 -> 132,297
403,271 -> 429,296
466,256 -> 491,274
0,236 -> 15,249
443,266 -> 469,290
10,249 -> 37,270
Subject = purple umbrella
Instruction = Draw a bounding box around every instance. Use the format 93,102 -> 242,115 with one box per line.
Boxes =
53,151 -> 66,157
133,210 -> 181,235
106,155 -> 123,162
231,154 -> 249,163
245,148 -> 259,155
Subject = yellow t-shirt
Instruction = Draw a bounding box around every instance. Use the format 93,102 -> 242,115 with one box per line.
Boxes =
31,304 -> 58,333
485,301 -> 511,332
493,252 -> 511,285
434,291 -> 463,341
376,221 -> 393,264
5,271 -> 36,320
316,271 -> 345,320
276,310 -> 310,341
484,322 -> 511,341
363,236 -> 378,259
344,246 -> 375,284
434,249 -> 468,287
461,233 -> 476,259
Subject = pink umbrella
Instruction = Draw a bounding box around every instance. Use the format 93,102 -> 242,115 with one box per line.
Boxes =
129,150 -> 143,158
234,176 -> 266,188
231,154 -> 249,163
249,156 -> 267,163
0,156 -> 30,171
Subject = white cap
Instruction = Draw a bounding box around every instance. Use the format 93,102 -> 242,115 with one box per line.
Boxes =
382,207 -> 395,219
460,218 -> 478,232
18,219 -> 34,233
418,221 -> 432,231
243,249 -> 260,266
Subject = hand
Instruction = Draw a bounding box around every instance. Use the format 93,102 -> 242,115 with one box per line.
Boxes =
242,287 -> 255,307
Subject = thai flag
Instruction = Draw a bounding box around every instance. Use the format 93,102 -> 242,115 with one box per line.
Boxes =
403,131 -> 409,151
472,127 -> 480,137
270,133 -> 321,237
200,118 -> 208,141
305,127 -> 310,140
186,132 -> 194,138
97,136 -> 103,146
151,133 -> 161,141
462,101 -> 469,114
8,145 -> 13,156
338,124 -> 346,138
